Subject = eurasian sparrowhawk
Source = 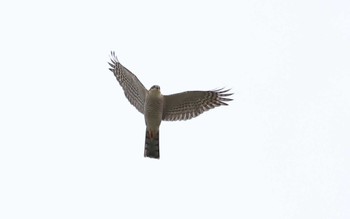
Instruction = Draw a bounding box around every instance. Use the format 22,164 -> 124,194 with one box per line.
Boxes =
108,51 -> 233,159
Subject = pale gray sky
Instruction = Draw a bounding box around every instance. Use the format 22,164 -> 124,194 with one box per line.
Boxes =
1,0 -> 349,218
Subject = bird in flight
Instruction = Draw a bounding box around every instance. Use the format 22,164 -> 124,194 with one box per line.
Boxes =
108,51 -> 233,159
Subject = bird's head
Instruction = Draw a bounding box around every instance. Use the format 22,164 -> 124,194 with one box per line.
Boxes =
150,85 -> 160,91
149,85 -> 161,95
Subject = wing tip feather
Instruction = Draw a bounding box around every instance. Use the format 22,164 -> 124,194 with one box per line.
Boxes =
109,51 -> 119,65
214,88 -> 234,103
108,51 -> 121,72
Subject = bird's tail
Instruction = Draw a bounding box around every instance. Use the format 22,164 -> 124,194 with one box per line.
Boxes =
144,129 -> 160,159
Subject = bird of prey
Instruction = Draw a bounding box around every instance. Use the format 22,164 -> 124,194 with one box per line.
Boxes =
108,51 -> 233,159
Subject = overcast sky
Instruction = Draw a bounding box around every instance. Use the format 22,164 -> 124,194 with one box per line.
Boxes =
1,0 -> 349,218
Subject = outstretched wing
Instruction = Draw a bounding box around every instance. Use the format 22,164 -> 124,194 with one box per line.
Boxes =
108,51 -> 148,114
162,89 -> 233,121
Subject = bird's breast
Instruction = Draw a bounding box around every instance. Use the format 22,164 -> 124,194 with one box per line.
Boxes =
144,93 -> 164,129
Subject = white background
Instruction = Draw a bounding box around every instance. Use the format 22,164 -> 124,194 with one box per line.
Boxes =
1,0 -> 349,218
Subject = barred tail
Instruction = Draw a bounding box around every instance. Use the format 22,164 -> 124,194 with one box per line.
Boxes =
144,129 -> 160,159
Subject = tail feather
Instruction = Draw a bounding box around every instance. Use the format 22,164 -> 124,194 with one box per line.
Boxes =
144,129 -> 160,159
